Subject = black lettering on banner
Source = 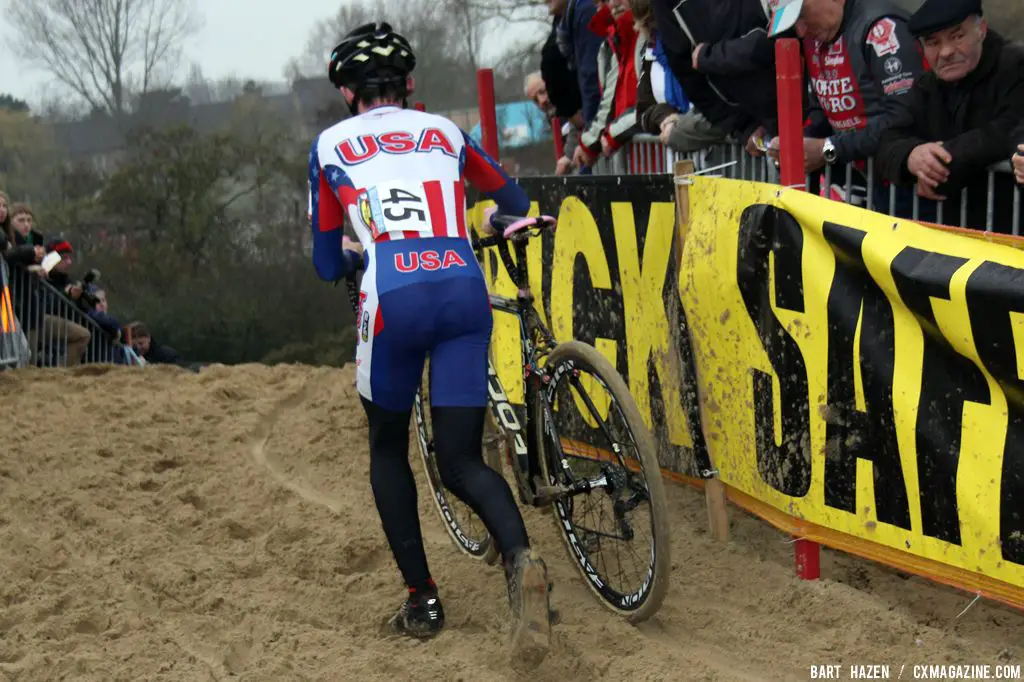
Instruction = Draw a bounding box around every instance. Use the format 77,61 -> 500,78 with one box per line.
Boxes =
891,249 -> 990,546
736,206 -> 812,497
821,223 -> 911,530
964,262 -> 1024,566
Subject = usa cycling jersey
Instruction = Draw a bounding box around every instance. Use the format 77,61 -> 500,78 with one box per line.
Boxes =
308,104 -> 530,411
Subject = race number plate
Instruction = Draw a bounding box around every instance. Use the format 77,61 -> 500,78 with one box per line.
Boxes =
359,179 -> 433,240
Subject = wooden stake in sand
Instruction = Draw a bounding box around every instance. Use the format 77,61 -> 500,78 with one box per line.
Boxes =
673,158 -> 730,544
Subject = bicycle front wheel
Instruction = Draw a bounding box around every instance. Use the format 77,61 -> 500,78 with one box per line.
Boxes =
535,341 -> 671,623
413,364 -> 503,565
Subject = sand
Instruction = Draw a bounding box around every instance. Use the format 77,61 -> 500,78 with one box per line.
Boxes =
0,363 -> 1019,682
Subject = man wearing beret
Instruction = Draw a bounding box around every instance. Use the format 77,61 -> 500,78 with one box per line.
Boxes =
875,0 -> 1024,232
767,0 -> 927,180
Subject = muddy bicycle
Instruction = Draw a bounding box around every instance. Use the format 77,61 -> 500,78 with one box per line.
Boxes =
404,212 -> 671,623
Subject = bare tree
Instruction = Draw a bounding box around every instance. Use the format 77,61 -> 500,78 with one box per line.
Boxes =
286,0 -> 544,111
5,0 -> 202,118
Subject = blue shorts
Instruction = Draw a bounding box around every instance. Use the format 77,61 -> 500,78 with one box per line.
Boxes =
355,237 -> 492,412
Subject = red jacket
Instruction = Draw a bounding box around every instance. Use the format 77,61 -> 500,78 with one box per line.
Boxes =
589,6 -> 638,116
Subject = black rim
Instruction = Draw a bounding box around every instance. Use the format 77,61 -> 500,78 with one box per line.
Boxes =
543,355 -> 659,612
413,390 -> 493,557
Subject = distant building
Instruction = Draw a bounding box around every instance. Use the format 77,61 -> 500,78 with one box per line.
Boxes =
50,77 -> 343,172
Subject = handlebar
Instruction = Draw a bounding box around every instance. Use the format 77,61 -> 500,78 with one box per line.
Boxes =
470,213 -> 557,252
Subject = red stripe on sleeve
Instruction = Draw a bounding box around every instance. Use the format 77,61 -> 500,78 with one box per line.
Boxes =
318,173 -> 345,233
463,146 -> 505,193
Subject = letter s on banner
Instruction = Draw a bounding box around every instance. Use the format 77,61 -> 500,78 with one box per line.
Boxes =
735,205 -> 812,498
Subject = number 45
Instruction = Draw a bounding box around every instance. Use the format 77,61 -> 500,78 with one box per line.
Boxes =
382,187 -> 426,222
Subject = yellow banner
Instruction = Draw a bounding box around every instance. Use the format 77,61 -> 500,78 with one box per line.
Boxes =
467,176 -> 705,476
680,177 -> 1024,596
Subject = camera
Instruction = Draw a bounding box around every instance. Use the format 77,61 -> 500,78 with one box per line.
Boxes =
78,269 -> 103,309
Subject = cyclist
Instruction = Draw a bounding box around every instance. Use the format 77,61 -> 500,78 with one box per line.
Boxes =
307,21 -> 552,662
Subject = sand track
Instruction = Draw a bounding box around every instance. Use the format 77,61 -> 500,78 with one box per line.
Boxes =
0,364 -> 1018,681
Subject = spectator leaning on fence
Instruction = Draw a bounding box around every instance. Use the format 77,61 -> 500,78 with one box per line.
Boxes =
553,0 -> 606,135
1,197 -> 44,270
8,203 -> 44,251
525,71 -> 578,175
631,0 -> 731,159
651,0 -> 779,156
27,239 -> 92,367
767,0 -> 926,195
874,0 -> 1024,233
539,11 -> 586,175
573,0 -> 642,169
127,322 -> 184,366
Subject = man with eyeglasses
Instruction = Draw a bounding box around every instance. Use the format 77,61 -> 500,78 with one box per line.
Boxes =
874,0 -> 1024,232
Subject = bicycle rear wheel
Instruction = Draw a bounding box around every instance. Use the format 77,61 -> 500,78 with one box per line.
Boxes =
535,341 -> 671,623
413,362 -> 503,565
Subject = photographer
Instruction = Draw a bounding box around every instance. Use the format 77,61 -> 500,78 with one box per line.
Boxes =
126,322 -> 184,366
79,283 -> 122,339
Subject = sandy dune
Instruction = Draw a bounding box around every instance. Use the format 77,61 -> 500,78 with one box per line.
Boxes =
0,364 -> 1019,681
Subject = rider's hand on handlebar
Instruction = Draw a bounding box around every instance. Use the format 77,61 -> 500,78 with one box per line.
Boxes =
481,206 -> 500,236
342,235 -> 364,256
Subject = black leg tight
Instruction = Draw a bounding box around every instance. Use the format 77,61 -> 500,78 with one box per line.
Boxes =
362,397 -> 530,591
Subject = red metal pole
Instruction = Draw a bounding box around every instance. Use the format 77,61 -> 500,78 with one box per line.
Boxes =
552,117 -> 565,161
775,37 -> 820,582
476,68 -> 500,160
776,39 -> 806,191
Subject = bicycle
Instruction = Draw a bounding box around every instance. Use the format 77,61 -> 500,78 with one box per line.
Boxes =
345,213 -> 671,623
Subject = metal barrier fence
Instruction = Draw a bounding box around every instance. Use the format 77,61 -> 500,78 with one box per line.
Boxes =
3,260 -> 141,368
593,134 -> 1023,235
0,260 -> 30,369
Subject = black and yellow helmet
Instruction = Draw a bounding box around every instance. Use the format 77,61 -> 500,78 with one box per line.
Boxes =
327,22 -> 416,91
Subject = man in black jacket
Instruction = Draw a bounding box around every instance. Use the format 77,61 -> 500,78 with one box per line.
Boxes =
768,0 -> 926,177
651,0 -> 778,149
129,322 -> 184,366
875,0 -> 1024,232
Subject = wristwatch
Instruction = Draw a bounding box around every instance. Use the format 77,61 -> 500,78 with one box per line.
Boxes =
822,137 -> 838,165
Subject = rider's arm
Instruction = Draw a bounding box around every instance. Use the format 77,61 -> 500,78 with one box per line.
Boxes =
308,138 -> 363,282
460,132 -> 530,218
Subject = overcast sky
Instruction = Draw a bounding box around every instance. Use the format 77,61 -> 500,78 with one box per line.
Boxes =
0,2 -> 539,108
0,1 -> 325,105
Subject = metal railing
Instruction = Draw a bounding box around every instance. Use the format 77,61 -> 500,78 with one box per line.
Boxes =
593,134 -> 1023,234
0,260 -> 30,369
4,260 -> 143,368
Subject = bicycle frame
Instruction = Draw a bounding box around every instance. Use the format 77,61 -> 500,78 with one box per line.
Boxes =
474,232 -> 560,507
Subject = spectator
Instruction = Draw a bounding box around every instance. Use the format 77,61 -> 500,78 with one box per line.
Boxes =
8,203 -> 44,250
525,72 -> 555,119
767,0 -> 926,195
553,0 -> 605,127
81,285 -> 122,339
540,9 -> 587,175
128,322 -> 184,366
874,0 -> 1024,232
573,0 -> 642,169
540,19 -> 584,124
0,192 -> 38,265
25,239 -> 91,366
651,0 -> 778,154
632,0 -> 731,157
524,71 -> 578,175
